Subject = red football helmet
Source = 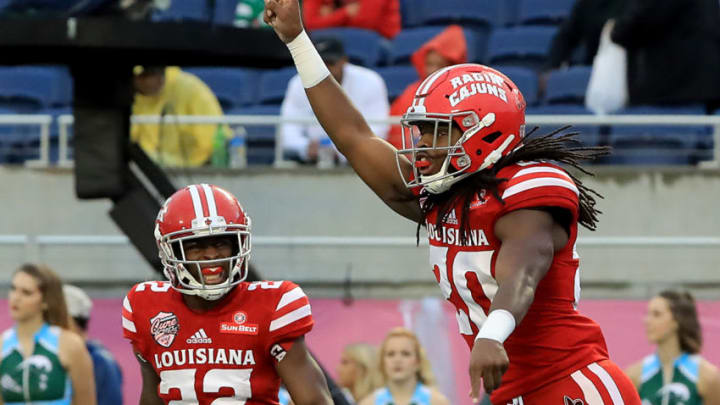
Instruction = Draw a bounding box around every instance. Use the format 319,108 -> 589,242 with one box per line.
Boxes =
397,63 -> 526,194
154,184 -> 251,300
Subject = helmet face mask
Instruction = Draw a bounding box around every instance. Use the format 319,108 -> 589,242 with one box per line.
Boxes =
395,64 -> 527,195
155,184 -> 252,301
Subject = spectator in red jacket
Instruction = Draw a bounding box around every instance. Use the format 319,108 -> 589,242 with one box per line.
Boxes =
303,0 -> 401,39
386,25 -> 467,149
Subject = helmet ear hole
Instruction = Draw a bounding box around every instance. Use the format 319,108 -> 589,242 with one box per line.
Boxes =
482,131 -> 503,143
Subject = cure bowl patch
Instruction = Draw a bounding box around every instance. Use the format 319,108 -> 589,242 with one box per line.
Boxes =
150,311 -> 180,347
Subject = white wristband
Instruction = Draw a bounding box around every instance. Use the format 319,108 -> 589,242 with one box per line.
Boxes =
286,30 -> 331,89
475,309 -> 516,344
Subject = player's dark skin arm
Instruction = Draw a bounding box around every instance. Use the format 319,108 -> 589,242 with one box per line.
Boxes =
277,337 -> 333,405
469,208 -> 569,399
134,351 -> 164,405
263,0 -> 420,222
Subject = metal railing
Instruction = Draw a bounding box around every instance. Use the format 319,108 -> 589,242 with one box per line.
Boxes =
2,234 -> 719,248
0,114 -> 52,167
1,113 -> 719,168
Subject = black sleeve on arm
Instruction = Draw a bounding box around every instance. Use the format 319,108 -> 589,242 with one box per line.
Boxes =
611,0 -> 687,48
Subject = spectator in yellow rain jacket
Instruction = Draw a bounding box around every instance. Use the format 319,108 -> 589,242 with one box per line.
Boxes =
132,66 -> 230,168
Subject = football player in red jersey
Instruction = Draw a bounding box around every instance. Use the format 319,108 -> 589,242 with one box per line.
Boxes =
264,1 -> 643,404
121,183 -> 333,405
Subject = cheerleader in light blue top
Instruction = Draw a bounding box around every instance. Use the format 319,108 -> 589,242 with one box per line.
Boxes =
625,291 -> 720,405
0,264 -> 97,405
359,328 -> 449,405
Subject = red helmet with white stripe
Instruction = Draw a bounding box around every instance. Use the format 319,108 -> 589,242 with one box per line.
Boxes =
154,184 -> 251,300
397,63 -> 526,194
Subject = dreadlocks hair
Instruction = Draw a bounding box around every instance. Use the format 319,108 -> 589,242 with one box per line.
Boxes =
415,126 -> 610,246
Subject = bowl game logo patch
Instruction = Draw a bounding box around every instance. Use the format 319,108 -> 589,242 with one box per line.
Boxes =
150,311 -> 180,347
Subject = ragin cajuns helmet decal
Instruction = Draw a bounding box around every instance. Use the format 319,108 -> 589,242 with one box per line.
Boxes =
397,64 -> 526,194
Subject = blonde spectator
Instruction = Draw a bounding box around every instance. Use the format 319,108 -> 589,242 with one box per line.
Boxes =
0,264 -> 96,405
359,328 -> 449,405
336,343 -> 381,403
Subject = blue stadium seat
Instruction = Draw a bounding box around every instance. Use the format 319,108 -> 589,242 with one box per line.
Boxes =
518,0 -> 575,25
526,104 -> 601,147
545,66 -> 592,105
464,28 -> 487,64
417,0 -> 498,28
486,26 -> 557,70
152,2 -> 209,23
387,27 -> 486,65
213,0 -> 238,25
607,105 -> 708,165
387,27 -> 444,65
185,67 -> 260,109
0,66 -> 72,111
226,105 -> 280,165
310,28 -> 389,67
399,0 -> 423,27
494,66 -> 538,105
497,0 -> 521,26
257,67 -> 297,105
376,66 -> 419,102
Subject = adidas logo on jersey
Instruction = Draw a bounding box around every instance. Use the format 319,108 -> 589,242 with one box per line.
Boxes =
186,329 -> 212,344
445,209 -> 458,225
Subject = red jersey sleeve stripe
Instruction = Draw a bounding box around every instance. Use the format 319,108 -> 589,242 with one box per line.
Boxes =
502,177 -> 579,199
123,296 -> 133,313
587,362 -> 625,405
276,287 -> 306,310
511,166 -> 573,182
122,315 -> 137,333
122,295 -> 137,333
269,304 -> 312,332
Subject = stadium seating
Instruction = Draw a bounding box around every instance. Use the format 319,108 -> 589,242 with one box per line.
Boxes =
0,66 -> 72,111
309,28 -> 389,67
376,66 -> 419,102
386,26 -> 445,65
226,105 -> 281,165
486,26 -> 557,70
416,0 -> 499,28
185,67 -> 260,109
518,0 -> 575,25
257,67 -> 297,105
545,66 -> 592,105
386,26 -> 486,66
526,104 -> 601,148
152,1 -> 209,23
494,66 -> 539,105
607,105 -> 708,165
497,0 -> 521,26
213,0 -> 239,26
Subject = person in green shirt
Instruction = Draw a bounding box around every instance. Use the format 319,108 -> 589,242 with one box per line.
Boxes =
626,290 -> 720,405
0,264 -> 96,405
234,0 -> 269,28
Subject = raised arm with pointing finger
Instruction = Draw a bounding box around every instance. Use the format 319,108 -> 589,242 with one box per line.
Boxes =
264,2 -> 641,404
264,0 -> 420,221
